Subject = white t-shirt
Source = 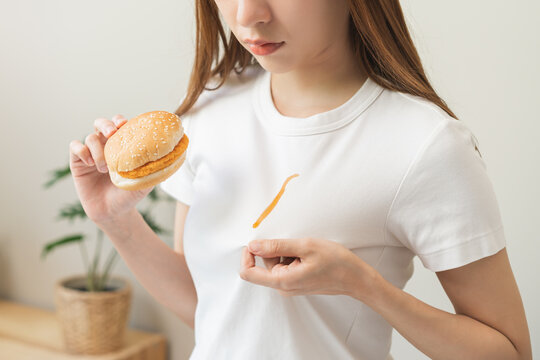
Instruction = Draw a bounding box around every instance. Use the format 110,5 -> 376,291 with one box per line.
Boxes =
160,65 -> 506,359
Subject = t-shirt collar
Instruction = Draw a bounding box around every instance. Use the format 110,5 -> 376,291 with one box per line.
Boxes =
253,69 -> 383,136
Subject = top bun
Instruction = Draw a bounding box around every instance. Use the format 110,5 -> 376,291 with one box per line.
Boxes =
104,111 -> 184,173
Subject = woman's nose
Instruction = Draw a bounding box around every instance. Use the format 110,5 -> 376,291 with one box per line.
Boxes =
236,0 -> 272,28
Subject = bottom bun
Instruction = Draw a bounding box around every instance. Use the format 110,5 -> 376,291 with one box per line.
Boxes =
108,151 -> 186,191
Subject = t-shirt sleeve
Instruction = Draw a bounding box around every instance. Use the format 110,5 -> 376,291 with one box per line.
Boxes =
159,112 -> 196,206
385,119 -> 506,272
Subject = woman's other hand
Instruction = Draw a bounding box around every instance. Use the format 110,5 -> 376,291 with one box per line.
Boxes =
239,238 -> 380,299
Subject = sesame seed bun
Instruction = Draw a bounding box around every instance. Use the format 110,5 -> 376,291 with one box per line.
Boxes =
104,110 -> 189,191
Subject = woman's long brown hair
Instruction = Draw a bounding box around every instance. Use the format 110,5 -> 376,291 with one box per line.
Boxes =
175,0 -> 458,120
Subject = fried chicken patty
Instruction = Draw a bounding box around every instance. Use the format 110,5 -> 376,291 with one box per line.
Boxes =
118,134 -> 189,179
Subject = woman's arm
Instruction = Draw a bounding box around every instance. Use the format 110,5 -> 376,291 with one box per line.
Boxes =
355,248 -> 532,360
97,206 -> 197,329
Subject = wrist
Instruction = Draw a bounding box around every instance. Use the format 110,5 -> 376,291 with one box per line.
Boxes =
95,208 -> 142,240
349,256 -> 390,307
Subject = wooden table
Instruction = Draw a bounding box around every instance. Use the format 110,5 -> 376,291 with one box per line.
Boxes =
0,300 -> 167,359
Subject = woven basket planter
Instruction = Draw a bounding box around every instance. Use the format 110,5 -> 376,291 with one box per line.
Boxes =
54,275 -> 132,355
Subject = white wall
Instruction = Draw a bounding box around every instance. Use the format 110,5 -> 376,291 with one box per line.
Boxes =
0,1 -> 537,359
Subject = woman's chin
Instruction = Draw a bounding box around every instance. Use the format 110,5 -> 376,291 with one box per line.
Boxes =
255,60 -> 296,75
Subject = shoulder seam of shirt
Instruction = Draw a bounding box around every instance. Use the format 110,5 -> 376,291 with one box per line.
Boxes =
395,90 -> 451,119
382,116 -> 449,248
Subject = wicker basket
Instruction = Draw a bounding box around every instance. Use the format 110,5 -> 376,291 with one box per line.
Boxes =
54,275 -> 132,355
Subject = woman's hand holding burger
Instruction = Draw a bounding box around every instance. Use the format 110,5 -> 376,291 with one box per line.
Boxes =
69,114 -> 153,225
69,111 -> 189,227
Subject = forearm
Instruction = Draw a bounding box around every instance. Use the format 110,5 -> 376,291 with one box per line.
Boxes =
96,208 -> 197,329
354,270 -> 520,360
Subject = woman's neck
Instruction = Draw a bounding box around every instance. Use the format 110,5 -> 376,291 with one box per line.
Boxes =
269,47 -> 368,118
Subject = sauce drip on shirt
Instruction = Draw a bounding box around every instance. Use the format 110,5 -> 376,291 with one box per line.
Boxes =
252,173 -> 300,228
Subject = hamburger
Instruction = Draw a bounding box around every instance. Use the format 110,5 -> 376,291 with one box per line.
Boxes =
104,110 -> 189,191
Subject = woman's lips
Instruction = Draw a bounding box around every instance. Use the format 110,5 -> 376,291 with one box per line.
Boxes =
248,41 -> 285,56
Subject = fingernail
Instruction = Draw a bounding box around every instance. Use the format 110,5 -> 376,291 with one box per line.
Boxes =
106,126 -> 116,136
114,117 -> 126,125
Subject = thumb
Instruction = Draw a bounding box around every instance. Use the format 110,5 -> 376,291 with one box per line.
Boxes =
248,238 -> 307,258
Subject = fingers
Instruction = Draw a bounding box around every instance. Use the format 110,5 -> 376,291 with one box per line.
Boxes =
240,246 -> 274,286
243,245 -> 297,271
69,114 -> 127,173
241,246 -> 255,269
85,132 -> 108,173
240,247 -> 304,290
261,257 -> 296,270
111,114 -> 128,127
248,238 -> 310,258
281,257 -> 296,265
69,115 -> 128,171
263,257 -> 281,270
241,246 -> 276,275
93,114 -> 127,139
70,139 -> 94,167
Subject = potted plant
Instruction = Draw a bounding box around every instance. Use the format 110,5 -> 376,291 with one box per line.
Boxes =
41,156 -> 174,355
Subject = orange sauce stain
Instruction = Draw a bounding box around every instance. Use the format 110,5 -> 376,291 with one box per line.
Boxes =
252,173 -> 300,228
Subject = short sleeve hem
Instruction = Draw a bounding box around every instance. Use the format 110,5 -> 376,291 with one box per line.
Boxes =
159,179 -> 194,206
418,225 -> 506,272
158,108 -> 196,206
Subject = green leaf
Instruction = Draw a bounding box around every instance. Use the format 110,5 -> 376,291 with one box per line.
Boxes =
57,202 -> 87,222
148,188 -> 159,202
43,164 -> 71,189
141,211 -> 171,236
41,234 -> 85,260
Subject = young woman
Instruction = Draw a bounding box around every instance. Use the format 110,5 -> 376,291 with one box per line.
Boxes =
69,0 -> 532,359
